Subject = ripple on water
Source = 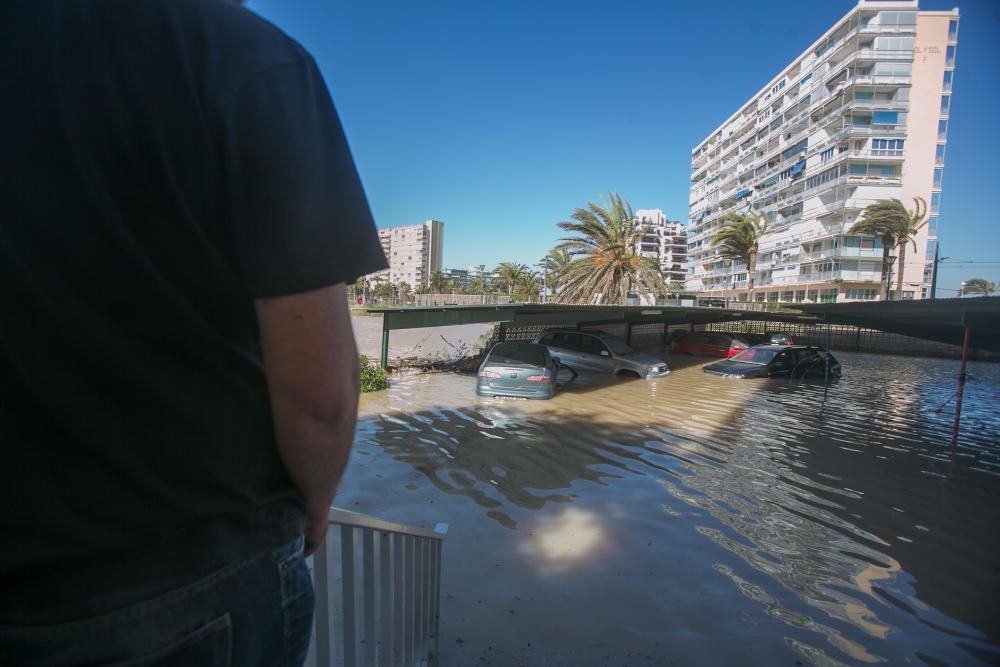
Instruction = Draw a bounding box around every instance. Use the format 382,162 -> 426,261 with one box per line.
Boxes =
352,352 -> 1000,666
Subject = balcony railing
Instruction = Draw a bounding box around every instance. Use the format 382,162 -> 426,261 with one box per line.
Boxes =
306,508 -> 449,667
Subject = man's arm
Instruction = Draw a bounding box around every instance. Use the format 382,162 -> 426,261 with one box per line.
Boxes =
255,282 -> 359,556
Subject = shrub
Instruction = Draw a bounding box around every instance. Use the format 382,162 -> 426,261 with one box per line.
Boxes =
359,354 -> 389,392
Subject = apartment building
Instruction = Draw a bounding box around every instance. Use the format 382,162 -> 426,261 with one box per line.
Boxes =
374,220 -> 444,288
634,209 -> 688,288
686,0 -> 958,303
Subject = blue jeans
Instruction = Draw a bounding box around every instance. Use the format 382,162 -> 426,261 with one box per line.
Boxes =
0,536 -> 314,667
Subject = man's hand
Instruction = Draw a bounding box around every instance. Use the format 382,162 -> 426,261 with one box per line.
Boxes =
255,283 -> 360,556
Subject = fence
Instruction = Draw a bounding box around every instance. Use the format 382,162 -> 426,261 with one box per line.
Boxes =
305,508 -> 449,667
483,319 -> 997,361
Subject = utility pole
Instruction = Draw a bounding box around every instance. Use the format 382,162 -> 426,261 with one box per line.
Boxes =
930,246 -> 946,299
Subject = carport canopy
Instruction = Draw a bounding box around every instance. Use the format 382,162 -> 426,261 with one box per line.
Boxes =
796,297 -> 1000,352
360,297 -> 1000,368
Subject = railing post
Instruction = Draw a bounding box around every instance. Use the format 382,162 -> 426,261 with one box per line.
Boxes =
379,531 -> 393,667
341,526 -> 357,667
313,533 -> 333,667
362,528 -> 376,667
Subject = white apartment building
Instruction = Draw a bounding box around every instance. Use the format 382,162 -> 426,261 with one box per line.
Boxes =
634,209 -> 688,288
686,0 -> 958,303
374,220 -> 444,288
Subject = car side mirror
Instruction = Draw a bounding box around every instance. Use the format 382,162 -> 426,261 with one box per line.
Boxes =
551,356 -> 561,365
600,350 -> 610,357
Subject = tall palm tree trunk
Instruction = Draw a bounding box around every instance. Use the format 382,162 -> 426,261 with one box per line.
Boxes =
895,242 -> 908,298
880,244 -> 892,301
747,250 -> 757,302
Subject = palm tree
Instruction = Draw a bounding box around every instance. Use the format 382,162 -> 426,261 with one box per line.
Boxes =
539,246 -> 572,297
850,199 -> 909,301
396,281 -> 411,303
709,211 -> 770,302
556,192 -> 667,305
961,278 -> 997,297
513,271 -> 541,301
467,278 -> 488,295
890,197 -> 928,298
493,261 -> 528,296
430,270 -> 445,293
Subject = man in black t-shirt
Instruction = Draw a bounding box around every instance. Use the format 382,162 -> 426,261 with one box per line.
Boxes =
0,1 -> 387,664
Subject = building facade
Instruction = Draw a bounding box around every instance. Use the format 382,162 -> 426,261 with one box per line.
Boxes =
374,220 -> 444,288
686,0 -> 957,303
634,209 -> 688,288
441,268 -> 470,289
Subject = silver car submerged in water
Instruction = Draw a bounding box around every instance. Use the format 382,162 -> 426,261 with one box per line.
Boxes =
531,329 -> 669,378
477,342 -> 574,399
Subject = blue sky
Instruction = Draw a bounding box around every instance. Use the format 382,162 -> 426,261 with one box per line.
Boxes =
250,0 -> 999,295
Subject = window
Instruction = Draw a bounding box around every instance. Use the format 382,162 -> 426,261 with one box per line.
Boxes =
767,292 -> 779,303
931,192 -> 941,213
928,215 -> 939,235
940,96 -> 951,115
855,91 -> 874,102
799,72 -> 813,87
872,61 -> 911,77
820,146 -> 835,162
806,165 -> 840,189
936,143 -> 946,166
821,289 -> 838,304
861,239 -> 876,250
580,335 -> 611,357
795,290 -> 807,302
949,19 -> 959,41
872,111 -> 899,125
874,36 -> 914,51
933,168 -> 944,189
943,70 -> 953,92
850,163 -> 868,177
946,45 -> 956,67
938,119 -> 948,140
781,291 -> 795,302
845,288 -> 877,301
872,138 -> 903,156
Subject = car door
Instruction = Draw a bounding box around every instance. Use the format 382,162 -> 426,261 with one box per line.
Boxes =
767,350 -> 795,377
578,334 -> 615,372
706,334 -> 728,356
545,332 -> 584,369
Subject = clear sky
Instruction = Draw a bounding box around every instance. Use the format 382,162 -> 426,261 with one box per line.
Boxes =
249,0 -> 998,295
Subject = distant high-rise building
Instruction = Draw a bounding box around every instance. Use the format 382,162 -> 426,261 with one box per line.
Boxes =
686,0 -> 958,303
466,264 -> 491,288
441,268 -> 470,289
634,209 -> 688,288
374,220 -> 444,287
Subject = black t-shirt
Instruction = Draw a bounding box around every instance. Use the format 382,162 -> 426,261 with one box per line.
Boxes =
0,0 -> 387,605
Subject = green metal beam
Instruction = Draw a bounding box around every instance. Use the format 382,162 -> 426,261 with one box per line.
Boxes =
382,307 -> 513,331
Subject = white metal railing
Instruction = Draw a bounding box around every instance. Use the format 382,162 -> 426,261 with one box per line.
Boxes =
306,508 -> 449,667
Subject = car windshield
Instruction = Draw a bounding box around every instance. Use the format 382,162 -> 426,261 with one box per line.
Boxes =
603,336 -> 633,355
487,343 -> 547,367
730,348 -> 780,365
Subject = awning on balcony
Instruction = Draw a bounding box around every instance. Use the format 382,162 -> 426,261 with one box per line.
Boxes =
791,160 -> 806,175
764,175 -> 779,186
735,188 -> 751,199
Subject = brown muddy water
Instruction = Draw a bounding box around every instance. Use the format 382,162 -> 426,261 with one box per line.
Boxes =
338,321 -> 1000,666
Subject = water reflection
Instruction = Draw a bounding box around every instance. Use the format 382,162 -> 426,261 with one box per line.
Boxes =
353,352 -> 1000,665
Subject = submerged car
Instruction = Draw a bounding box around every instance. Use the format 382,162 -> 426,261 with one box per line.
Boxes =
531,329 -> 669,378
477,342 -> 575,399
702,345 -> 841,379
672,332 -> 749,358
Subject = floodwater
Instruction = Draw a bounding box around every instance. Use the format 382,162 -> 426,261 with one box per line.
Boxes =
337,330 -> 1000,666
